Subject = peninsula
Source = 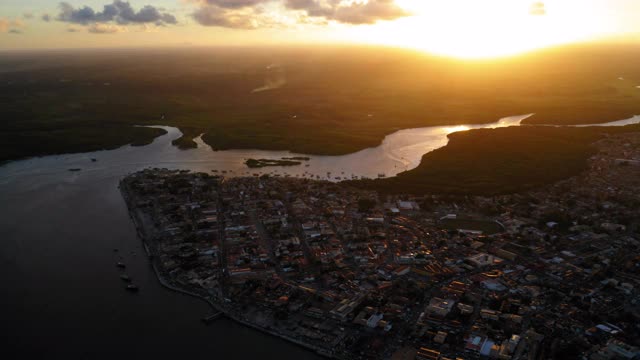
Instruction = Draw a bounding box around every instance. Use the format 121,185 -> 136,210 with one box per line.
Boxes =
120,131 -> 640,359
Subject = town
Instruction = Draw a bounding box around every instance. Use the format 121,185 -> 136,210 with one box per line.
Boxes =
119,133 -> 640,360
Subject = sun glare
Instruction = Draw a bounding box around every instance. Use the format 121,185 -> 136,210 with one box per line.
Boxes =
340,0 -> 606,58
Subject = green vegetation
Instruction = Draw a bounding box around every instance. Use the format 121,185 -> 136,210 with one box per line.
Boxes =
1,44 -> 640,163
171,136 -> 198,149
171,127 -> 201,150
348,124 -> 640,195
245,158 -> 302,168
0,124 -> 165,164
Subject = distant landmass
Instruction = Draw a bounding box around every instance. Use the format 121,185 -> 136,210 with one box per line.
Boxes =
1,45 -> 640,164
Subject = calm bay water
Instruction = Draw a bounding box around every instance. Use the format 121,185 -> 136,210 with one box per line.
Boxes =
1,114 -> 638,358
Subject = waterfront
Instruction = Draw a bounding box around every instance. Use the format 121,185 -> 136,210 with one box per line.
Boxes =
0,162 -> 324,358
1,114 -> 639,358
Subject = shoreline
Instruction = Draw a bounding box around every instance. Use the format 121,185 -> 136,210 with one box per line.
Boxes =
119,180 -> 337,359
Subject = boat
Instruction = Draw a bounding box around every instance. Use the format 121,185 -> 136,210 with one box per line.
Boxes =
90,158 -> 97,162
68,168 -> 82,172
201,312 -> 223,324
126,284 -> 139,292
120,274 -> 131,282
116,262 -> 126,268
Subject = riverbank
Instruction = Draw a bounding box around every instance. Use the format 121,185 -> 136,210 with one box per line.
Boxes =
119,179 -> 337,359
348,123 -> 640,195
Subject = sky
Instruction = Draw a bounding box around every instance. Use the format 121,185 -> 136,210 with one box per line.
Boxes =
1,0 -> 639,58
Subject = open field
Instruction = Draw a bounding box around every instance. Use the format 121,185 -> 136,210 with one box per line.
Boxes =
1,44 -> 640,163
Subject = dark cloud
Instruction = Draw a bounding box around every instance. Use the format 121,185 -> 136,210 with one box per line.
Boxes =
285,0 -> 409,24
56,1 -> 177,26
529,2 -> 546,16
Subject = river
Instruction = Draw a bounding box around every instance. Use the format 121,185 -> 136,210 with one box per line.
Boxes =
1,114 -> 639,358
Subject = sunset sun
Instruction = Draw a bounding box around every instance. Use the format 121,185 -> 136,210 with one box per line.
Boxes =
342,0 -> 614,58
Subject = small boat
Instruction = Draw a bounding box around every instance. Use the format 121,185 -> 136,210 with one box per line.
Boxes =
90,158 -> 97,162
126,284 -> 139,292
116,262 -> 126,268
120,274 -> 131,282
68,168 -> 82,172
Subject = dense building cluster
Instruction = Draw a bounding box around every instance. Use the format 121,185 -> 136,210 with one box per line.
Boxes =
120,133 -> 640,360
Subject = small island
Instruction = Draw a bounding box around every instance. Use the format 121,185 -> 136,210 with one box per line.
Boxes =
281,156 -> 311,161
244,158 -> 307,168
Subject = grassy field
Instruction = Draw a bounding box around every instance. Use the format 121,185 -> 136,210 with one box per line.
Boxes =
347,124 -> 640,195
1,44 -> 640,163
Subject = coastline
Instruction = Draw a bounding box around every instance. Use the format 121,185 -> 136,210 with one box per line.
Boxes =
119,180 -> 337,359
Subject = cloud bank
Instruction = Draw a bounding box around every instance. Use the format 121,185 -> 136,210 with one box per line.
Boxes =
286,0 -> 410,25
190,0 -> 411,28
56,1 -> 177,26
